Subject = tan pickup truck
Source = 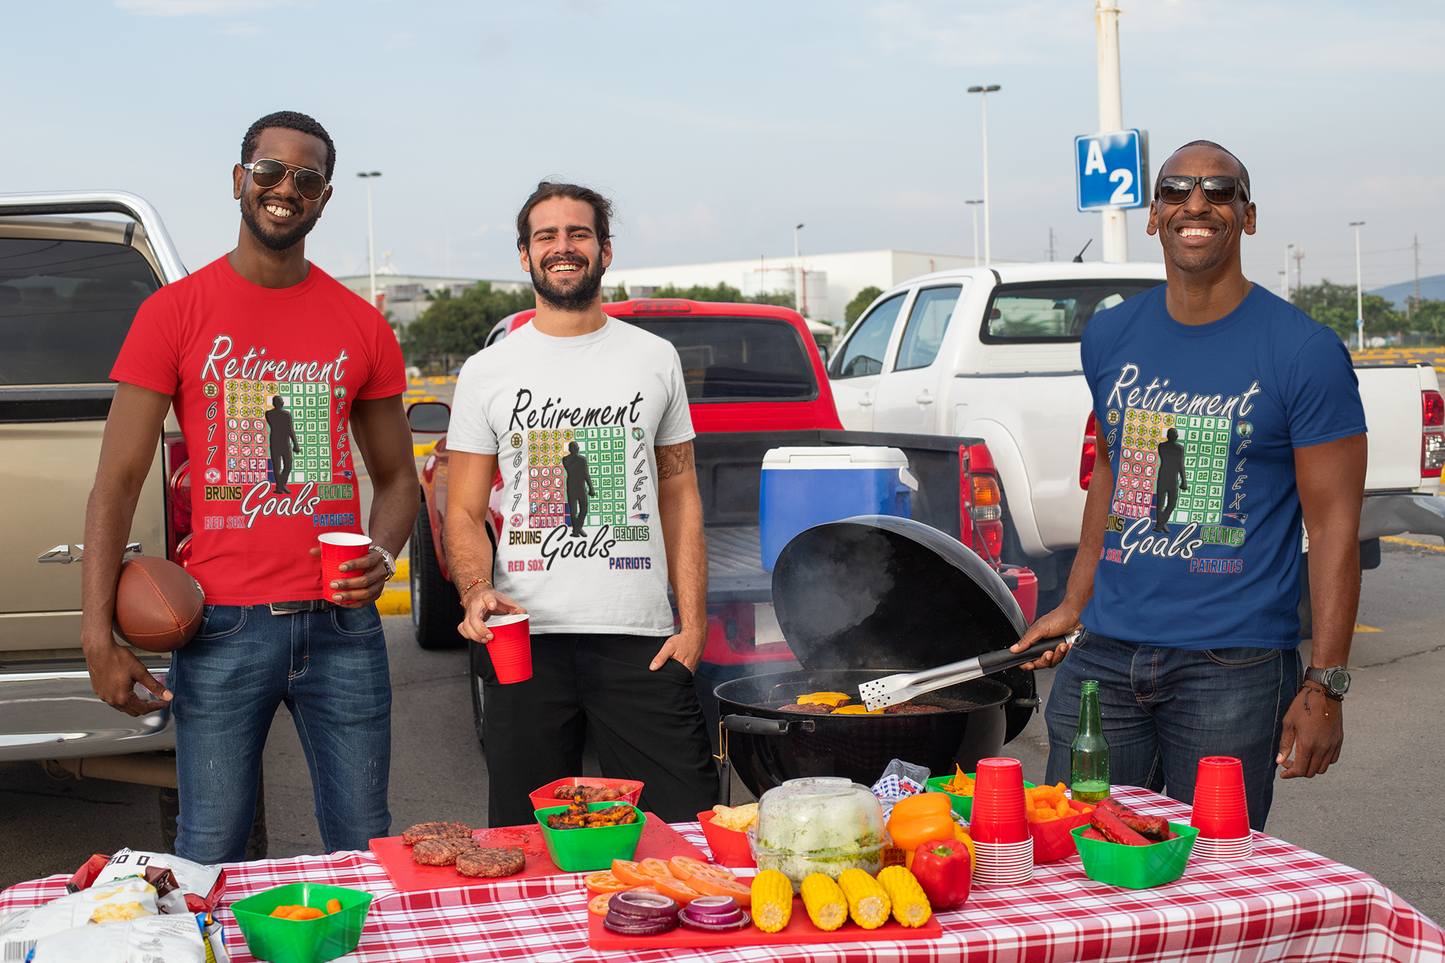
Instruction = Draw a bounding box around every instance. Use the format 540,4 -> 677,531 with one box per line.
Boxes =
0,191 -> 263,856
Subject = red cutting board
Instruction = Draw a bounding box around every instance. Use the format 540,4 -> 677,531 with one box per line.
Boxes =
369,814 -> 708,894
588,895 -> 942,950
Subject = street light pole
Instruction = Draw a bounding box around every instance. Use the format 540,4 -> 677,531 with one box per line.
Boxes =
967,85 -> 1000,266
1096,0 -> 1128,262
1283,243 -> 1293,300
357,171 -> 382,309
794,223 -> 803,259
965,200 -> 983,267
1350,221 -> 1365,350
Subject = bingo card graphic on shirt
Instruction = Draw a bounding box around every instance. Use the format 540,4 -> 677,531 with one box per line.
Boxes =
526,426 -> 629,529
1112,408 -> 1230,526
224,380 -> 332,485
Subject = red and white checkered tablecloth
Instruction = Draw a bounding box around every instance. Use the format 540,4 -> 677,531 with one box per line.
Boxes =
4,787 -> 1441,962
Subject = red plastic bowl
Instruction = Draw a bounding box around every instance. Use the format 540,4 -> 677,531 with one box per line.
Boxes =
528,777 -> 644,815
697,811 -> 756,868
1028,799 -> 1096,864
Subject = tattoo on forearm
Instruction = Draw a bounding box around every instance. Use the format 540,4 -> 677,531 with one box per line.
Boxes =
656,441 -> 694,481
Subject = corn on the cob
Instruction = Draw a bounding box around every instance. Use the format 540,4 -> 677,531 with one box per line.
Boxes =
837,868 -> 891,930
876,865 -> 932,928
800,873 -> 847,931
750,869 -> 793,933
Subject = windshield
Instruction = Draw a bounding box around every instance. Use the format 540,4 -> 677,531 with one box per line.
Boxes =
627,317 -> 818,402
0,238 -> 160,385
981,279 -> 1163,344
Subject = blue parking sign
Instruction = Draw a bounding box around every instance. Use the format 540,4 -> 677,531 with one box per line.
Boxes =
1075,130 -> 1149,212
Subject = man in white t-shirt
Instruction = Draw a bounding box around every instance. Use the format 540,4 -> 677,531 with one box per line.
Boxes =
444,182 -> 719,826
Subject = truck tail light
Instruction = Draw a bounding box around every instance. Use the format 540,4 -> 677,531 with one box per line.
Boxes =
1423,390 -> 1444,479
164,437 -> 193,566
962,443 -> 1004,565
1080,411 -> 1098,489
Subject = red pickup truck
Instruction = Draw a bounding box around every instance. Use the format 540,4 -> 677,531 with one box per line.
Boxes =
406,299 -> 1038,738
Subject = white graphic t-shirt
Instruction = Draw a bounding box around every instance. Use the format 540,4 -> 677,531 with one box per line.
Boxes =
447,317 -> 695,635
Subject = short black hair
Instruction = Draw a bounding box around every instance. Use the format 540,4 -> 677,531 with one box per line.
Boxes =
516,182 -> 613,251
241,111 -> 336,181
1155,139 -> 1250,201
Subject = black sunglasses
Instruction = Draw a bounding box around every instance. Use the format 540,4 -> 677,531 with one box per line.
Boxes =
242,158 -> 329,200
1155,175 -> 1248,206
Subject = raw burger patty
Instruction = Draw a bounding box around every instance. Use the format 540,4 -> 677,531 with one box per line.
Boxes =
457,847 -> 527,878
403,821 -> 473,845
412,837 -> 480,866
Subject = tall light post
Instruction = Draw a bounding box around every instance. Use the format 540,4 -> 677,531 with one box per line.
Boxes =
794,223 -> 804,259
1350,221 -> 1365,350
1282,243 -> 1293,300
965,199 -> 984,266
357,171 -> 382,309
967,85 -> 1000,265
1095,0 -> 1128,261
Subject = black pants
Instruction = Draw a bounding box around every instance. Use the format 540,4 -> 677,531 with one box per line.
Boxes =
480,633 -> 720,827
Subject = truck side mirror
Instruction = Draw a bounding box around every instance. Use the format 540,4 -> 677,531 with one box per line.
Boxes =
406,401 -> 451,433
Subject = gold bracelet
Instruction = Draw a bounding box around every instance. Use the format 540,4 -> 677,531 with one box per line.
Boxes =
460,576 -> 492,597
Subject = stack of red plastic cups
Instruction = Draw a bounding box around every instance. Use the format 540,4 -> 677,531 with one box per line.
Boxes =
968,758 -> 1034,885
1189,756 -> 1253,859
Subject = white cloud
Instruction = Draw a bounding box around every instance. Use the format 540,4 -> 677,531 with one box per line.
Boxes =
116,0 -> 288,16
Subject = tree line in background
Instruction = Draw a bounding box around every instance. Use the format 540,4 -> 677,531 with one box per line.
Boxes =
1291,280 -> 1445,345
401,282 -> 536,371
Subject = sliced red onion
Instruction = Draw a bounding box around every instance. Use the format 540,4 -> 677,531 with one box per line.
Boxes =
685,895 -> 740,918
610,890 -> 679,919
603,912 -> 679,936
678,907 -> 752,933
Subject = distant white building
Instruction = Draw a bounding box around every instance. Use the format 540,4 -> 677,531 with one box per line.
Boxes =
604,250 -> 1013,327
335,267 -> 532,326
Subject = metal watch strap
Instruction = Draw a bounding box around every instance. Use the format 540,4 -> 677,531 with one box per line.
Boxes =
371,545 -> 397,578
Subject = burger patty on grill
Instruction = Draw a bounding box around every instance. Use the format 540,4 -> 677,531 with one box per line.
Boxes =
457,847 -> 527,878
778,702 -> 833,714
412,836 -> 480,866
882,703 -> 945,714
402,820 -> 473,845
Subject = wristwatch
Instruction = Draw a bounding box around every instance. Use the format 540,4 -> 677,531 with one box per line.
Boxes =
370,545 -> 397,579
1304,665 -> 1350,700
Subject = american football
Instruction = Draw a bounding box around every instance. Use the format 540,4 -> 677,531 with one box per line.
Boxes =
114,556 -> 205,652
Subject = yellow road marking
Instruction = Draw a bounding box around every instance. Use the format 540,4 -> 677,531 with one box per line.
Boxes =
1353,622 -> 1381,633
1381,535 -> 1445,553
413,441 -> 436,457
376,585 -> 410,616
391,557 -> 410,582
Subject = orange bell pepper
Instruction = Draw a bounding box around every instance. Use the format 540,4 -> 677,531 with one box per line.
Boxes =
888,793 -> 958,859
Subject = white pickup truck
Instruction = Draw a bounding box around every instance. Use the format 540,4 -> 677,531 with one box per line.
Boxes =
828,263 -> 1445,614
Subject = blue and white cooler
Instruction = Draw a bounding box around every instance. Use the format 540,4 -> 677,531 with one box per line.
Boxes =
759,446 -> 918,571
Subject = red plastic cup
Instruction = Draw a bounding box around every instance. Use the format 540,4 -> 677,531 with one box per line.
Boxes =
484,613 -> 532,684
969,758 -> 1029,844
1190,756 -> 1251,839
318,533 -> 371,600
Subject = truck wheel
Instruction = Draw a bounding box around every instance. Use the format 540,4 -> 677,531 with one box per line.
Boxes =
160,766 -> 268,861
469,639 -> 486,748
411,499 -> 465,650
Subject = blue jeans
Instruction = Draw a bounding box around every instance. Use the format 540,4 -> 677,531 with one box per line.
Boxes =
168,604 -> 392,862
1044,631 -> 1301,831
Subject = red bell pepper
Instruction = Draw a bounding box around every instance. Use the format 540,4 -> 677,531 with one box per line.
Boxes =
910,837 -> 971,909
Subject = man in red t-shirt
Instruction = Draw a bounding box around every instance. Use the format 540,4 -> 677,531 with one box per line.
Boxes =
80,111 -> 418,862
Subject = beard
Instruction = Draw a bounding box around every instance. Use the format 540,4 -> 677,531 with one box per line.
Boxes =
1161,215 -> 1235,274
530,251 -> 605,311
240,192 -> 323,252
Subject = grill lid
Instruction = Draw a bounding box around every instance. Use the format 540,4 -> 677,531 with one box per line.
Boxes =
770,515 -> 1026,672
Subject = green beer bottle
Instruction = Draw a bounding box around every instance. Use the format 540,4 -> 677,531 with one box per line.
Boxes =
1071,680 -> 1110,803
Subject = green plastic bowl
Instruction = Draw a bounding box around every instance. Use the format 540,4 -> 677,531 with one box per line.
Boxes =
924,775 -> 1037,822
1071,821 -> 1199,889
535,802 -> 646,871
231,882 -> 371,963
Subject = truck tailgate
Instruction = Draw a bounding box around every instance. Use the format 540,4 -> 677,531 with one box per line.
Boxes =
1357,366 -> 1428,491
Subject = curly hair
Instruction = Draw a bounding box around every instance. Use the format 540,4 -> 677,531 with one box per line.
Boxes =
516,182 -> 613,251
241,111 -> 336,181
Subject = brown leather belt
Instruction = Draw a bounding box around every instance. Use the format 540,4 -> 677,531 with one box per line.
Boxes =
268,599 -> 335,615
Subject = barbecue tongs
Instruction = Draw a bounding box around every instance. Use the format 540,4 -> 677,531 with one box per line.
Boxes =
858,629 -> 1082,711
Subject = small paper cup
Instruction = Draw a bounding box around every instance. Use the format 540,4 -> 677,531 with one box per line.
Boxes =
318,533 -> 371,601
484,613 -> 532,684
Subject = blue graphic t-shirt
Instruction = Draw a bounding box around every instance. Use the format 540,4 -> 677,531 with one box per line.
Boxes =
1080,283 -> 1365,650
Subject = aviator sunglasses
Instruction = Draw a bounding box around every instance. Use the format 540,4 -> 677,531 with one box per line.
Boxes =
1155,175 -> 1248,206
242,158 -> 329,200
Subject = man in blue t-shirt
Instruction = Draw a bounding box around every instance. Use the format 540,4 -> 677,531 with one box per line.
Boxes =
1013,140 -> 1367,830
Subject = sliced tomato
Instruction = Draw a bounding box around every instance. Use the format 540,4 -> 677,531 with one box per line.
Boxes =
666,856 -> 733,884
583,871 -> 634,894
650,872 -> 703,905
638,858 -> 675,880
687,874 -> 753,905
587,892 -> 615,915
610,859 -> 651,886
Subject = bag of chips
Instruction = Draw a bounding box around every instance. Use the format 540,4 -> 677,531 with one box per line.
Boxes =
90,849 -> 227,914
0,877 -> 158,961
30,912 -> 208,962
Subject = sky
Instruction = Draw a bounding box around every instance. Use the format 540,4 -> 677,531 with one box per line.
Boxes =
6,0 -> 1442,296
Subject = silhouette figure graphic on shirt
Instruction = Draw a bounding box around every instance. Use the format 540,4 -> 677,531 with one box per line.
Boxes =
562,441 -> 596,537
265,396 -> 301,494
1153,427 -> 1190,532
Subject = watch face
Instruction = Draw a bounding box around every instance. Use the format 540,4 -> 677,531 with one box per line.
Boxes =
1326,668 -> 1351,694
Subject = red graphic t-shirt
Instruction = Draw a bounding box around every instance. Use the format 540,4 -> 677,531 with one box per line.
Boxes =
112,256 -> 405,604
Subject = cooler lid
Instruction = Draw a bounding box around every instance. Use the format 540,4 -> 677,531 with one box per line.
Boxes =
762,446 -> 910,470
770,514 -> 1026,671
